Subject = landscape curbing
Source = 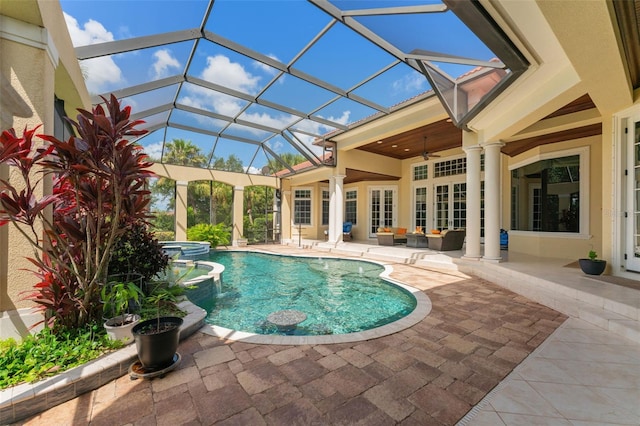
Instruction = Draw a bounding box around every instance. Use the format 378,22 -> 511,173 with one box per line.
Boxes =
0,301 -> 206,424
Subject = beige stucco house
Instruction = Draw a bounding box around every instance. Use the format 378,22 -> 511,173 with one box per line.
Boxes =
1,0 -> 639,338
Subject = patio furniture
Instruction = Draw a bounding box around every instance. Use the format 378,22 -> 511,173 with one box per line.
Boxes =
376,227 -> 408,246
343,222 -> 353,241
406,233 -> 429,248
425,229 -> 466,251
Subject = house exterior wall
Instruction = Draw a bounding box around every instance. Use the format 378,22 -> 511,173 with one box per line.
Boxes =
0,0 -> 90,337
1,30 -> 54,313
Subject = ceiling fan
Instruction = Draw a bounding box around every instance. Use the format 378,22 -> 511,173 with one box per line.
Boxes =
422,137 -> 440,161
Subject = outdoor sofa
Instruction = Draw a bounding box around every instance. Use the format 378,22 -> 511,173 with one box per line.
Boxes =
376,227 -> 407,246
425,229 -> 466,251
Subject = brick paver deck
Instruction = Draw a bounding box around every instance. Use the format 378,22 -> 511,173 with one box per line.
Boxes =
17,254 -> 566,425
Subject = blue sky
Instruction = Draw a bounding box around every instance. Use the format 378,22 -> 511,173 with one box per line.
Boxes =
59,1 -> 494,172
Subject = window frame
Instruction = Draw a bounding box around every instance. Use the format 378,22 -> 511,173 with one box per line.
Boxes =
293,187 -> 313,226
345,189 -> 358,225
321,188 -> 329,226
508,147 -> 590,238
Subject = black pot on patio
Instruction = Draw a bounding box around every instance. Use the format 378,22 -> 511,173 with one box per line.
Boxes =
131,316 -> 183,370
578,258 -> 607,276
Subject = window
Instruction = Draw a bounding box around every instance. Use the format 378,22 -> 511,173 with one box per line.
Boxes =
414,187 -> 427,230
511,154 -> 581,232
345,190 -> 357,225
293,189 -> 312,225
321,189 -> 329,226
434,157 -> 466,177
413,164 -> 428,181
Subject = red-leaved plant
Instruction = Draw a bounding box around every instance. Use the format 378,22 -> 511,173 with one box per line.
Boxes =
0,95 -> 155,329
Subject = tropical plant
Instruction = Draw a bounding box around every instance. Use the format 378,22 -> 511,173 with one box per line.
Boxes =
187,223 -> 230,248
100,281 -> 144,322
0,94 -> 155,329
107,220 -> 169,283
0,323 -> 121,389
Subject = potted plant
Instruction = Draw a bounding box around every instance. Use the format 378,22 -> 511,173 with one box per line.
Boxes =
101,281 -> 145,344
131,286 -> 183,370
579,250 -> 607,275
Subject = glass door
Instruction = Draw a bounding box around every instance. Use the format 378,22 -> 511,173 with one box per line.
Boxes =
627,118 -> 640,271
434,182 -> 467,230
414,186 -> 427,232
369,187 -> 397,237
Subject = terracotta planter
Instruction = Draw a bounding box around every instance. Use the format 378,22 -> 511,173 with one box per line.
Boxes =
104,314 -> 140,344
578,259 -> 607,275
132,317 -> 183,370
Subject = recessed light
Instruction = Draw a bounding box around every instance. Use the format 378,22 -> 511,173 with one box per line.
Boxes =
376,140 -> 383,144
392,144 -> 397,148
404,148 -> 410,151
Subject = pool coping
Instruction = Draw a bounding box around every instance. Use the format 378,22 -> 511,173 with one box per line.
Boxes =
198,249 -> 432,345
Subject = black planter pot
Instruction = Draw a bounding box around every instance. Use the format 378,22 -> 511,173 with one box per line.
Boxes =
132,316 -> 183,370
578,259 -> 607,275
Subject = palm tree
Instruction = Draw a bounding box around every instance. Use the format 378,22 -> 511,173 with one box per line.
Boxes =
163,138 -> 207,166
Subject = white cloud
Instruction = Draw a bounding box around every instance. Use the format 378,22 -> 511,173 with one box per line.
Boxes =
64,12 -> 124,94
253,54 -> 280,76
325,110 -> 351,126
152,49 -> 181,79
79,57 -> 124,94
179,55 -> 266,124
143,141 -> 164,162
64,12 -> 113,45
202,55 -> 261,94
241,111 -> 296,132
244,166 -> 262,174
392,72 -> 427,94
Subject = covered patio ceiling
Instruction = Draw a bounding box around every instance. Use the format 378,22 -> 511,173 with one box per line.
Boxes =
64,0 -> 529,177
356,94 -> 600,161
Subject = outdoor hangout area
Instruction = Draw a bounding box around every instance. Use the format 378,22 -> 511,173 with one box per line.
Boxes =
2,0 -> 640,424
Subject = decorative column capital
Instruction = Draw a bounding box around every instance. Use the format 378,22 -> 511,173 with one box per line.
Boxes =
463,145 -> 483,154
481,141 -> 505,149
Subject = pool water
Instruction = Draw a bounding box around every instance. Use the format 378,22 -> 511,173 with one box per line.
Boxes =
193,252 -> 416,336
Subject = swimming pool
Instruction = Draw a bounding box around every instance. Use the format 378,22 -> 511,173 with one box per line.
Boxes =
191,251 -> 423,339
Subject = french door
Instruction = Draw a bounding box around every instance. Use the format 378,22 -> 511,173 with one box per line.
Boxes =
369,187 -> 397,237
434,182 -> 466,230
627,117 -> 640,271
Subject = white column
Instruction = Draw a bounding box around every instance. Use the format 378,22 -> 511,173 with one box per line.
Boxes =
175,181 -> 188,241
482,141 -> 504,262
232,186 -> 245,246
328,175 -> 345,243
463,145 -> 483,260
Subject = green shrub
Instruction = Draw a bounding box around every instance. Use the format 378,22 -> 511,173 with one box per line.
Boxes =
108,221 -> 169,283
154,231 -> 175,241
0,324 -> 122,389
187,223 -> 230,248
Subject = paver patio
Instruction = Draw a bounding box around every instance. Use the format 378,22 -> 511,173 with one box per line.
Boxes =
16,250 -> 567,425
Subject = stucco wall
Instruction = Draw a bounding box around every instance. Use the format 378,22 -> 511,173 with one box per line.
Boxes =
1,1 -> 90,331
1,36 -> 52,312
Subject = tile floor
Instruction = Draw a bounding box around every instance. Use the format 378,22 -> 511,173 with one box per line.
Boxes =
463,318 -> 640,425
11,243 -> 640,425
